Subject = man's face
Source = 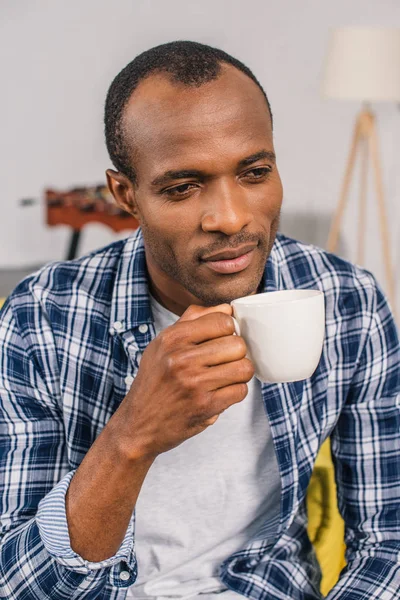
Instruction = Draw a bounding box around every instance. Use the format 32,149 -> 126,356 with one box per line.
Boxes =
108,65 -> 283,312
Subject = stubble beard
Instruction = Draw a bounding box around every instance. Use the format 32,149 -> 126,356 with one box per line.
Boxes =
140,215 -> 280,307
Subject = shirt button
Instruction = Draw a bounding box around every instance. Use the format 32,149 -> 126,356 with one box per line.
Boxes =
109,327 -> 115,336
124,375 -> 134,386
113,321 -> 123,331
119,570 -> 130,581
138,324 -> 148,334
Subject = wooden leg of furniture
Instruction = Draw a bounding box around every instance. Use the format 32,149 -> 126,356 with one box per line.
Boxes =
67,230 -> 82,261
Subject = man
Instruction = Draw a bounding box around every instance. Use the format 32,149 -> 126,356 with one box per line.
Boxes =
0,40 -> 399,600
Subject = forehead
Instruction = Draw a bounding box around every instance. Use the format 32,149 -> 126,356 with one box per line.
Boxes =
122,65 -> 273,176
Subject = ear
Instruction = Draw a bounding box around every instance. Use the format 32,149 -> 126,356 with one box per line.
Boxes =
106,169 -> 140,219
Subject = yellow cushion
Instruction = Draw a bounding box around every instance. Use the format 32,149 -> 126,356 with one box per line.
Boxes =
0,298 -> 5,309
307,438 -> 347,595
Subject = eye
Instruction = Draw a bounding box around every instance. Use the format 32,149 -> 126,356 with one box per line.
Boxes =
163,183 -> 198,197
242,167 -> 272,181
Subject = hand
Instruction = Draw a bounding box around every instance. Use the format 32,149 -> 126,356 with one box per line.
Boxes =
116,303 -> 255,460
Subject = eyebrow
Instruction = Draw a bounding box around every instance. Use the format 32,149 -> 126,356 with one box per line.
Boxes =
150,150 -> 276,188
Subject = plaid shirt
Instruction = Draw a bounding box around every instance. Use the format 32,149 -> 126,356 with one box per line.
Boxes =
0,228 -> 399,600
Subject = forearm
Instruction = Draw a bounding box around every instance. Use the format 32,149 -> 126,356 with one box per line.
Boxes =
0,452 -> 148,599
65,412 -> 156,562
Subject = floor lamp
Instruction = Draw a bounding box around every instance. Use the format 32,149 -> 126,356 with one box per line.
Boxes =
321,27 -> 400,319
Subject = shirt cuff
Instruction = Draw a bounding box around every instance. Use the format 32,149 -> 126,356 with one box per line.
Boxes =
36,469 -> 136,577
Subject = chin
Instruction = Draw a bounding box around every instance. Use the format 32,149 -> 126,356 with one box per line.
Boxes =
201,275 -> 261,306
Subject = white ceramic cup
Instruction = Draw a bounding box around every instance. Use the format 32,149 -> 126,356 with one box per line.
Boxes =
230,289 -> 325,383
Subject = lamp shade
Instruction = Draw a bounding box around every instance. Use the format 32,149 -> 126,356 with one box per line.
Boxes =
321,27 -> 400,101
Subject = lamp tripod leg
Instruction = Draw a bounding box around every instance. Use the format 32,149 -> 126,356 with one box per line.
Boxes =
368,115 -> 397,319
356,132 -> 369,266
327,115 -> 362,254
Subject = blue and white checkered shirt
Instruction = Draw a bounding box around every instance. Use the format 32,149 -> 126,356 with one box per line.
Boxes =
0,228 -> 399,599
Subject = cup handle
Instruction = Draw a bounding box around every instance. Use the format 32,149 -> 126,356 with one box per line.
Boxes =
231,316 -> 241,337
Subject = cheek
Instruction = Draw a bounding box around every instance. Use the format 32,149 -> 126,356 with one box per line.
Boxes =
141,210 -> 195,260
141,198 -> 196,231
272,172 -> 284,205
253,185 -> 282,221
263,180 -> 283,220
152,205 -> 199,242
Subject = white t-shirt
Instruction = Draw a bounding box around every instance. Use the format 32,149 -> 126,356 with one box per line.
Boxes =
127,295 -> 281,600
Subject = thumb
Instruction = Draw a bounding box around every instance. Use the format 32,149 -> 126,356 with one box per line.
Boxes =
179,303 -> 233,323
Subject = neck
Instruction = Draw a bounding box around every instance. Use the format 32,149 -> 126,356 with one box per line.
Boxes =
147,279 -> 189,317
145,253 -> 204,317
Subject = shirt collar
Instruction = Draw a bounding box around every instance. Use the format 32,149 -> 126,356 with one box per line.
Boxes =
110,227 -> 152,334
110,227 -> 285,334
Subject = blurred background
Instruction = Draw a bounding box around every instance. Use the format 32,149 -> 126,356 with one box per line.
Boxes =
1,0 -> 399,317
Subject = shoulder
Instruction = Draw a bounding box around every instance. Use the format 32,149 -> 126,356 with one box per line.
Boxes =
274,234 -> 400,378
274,232 -> 383,321
5,237 -> 128,327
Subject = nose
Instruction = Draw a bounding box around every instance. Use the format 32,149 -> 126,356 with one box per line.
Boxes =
201,178 -> 253,235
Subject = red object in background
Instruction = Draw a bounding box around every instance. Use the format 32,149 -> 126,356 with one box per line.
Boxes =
45,185 -> 140,259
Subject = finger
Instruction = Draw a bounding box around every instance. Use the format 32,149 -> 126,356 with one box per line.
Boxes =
175,334 -> 248,367
203,358 -> 255,390
206,382 -> 250,416
178,303 -> 232,323
173,311 -> 237,345
202,414 -> 220,426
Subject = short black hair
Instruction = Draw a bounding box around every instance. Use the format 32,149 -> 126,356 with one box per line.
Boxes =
104,40 -> 273,185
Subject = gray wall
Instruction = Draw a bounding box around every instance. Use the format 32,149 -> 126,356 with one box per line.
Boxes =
1,0 -> 399,311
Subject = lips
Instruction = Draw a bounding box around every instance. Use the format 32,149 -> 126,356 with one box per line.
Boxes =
202,243 -> 258,262
202,248 -> 256,274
